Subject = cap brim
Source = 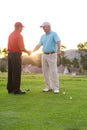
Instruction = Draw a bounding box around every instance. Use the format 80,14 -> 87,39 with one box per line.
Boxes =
40,26 -> 43,27
21,25 -> 25,27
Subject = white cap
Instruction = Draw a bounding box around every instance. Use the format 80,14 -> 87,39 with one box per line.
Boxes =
40,22 -> 51,27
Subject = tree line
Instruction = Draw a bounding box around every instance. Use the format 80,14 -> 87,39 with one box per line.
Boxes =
0,42 -> 87,72
61,42 -> 87,72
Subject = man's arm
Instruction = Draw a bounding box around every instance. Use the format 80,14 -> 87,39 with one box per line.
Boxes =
57,41 -> 61,55
32,45 -> 41,52
20,47 -> 31,55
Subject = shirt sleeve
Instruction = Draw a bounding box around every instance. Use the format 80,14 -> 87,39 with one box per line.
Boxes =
54,32 -> 60,43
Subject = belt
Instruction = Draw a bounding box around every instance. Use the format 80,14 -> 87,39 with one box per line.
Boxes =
44,52 -> 55,55
8,52 -> 21,55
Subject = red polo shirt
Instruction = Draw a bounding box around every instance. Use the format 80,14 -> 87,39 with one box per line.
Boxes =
8,30 -> 25,54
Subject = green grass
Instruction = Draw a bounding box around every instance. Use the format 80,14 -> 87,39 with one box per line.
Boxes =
0,73 -> 87,130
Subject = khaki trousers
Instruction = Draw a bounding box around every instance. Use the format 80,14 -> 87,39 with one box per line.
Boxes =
42,53 -> 59,91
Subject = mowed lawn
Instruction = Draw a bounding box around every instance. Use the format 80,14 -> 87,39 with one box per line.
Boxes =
0,72 -> 87,130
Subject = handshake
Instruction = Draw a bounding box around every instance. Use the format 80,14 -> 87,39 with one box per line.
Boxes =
26,45 -> 40,55
27,50 -> 34,56
27,50 -> 31,55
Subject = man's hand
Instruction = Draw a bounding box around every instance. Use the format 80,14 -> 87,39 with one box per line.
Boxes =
27,50 -> 31,55
57,51 -> 61,56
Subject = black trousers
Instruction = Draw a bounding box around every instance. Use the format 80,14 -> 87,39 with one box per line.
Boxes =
7,52 -> 21,93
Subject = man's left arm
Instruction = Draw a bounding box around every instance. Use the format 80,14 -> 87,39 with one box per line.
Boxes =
57,41 -> 61,56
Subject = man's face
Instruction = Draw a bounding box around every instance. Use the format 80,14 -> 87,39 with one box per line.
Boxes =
19,26 -> 23,32
43,25 -> 50,34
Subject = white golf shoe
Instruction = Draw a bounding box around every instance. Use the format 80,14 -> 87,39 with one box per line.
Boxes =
54,89 -> 59,94
43,88 -> 52,92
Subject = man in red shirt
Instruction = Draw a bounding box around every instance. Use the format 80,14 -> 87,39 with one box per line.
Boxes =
7,22 -> 31,94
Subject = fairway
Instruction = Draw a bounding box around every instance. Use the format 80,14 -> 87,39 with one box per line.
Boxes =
0,73 -> 87,130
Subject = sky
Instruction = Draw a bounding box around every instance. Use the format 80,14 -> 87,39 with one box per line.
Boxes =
0,0 -> 87,50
